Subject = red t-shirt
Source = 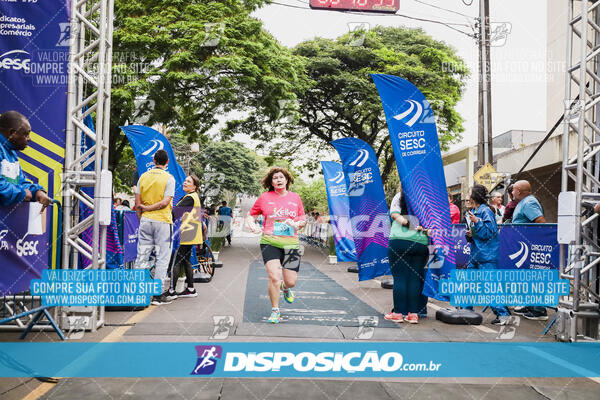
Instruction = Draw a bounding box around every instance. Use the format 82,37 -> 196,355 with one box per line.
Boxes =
249,191 -> 306,248
449,203 -> 460,224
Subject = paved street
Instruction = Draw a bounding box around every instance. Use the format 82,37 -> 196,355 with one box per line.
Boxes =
1,231 -> 598,399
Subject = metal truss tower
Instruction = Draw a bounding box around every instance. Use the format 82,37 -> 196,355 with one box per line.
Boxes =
62,0 -> 114,330
559,0 -> 600,342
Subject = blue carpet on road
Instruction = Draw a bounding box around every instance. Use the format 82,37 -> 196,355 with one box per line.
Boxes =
243,260 -> 397,327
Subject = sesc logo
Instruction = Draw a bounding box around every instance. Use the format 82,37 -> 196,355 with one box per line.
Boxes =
328,171 -> 345,184
0,230 -> 8,251
393,100 -> 423,127
0,50 -> 30,72
191,345 -> 222,375
349,149 -> 369,168
16,234 -> 39,257
141,139 -> 165,156
508,241 -> 529,268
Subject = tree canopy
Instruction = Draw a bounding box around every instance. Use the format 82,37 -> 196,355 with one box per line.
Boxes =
168,136 -> 263,205
227,26 -> 469,184
109,0 -> 303,176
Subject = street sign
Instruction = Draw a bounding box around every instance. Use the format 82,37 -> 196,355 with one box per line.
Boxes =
473,163 -> 504,192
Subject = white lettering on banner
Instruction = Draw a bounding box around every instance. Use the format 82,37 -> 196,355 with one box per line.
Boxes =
531,244 -> 553,252
0,16 -> 25,23
398,130 -> 427,157
223,351 -> 406,373
0,230 -> 9,251
0,50 -> 30,72
16,236 -> 39,257
330,184 -> 346,196
0,14 -> 36,37
349,167 -> 373,186
360,259 -> 378,270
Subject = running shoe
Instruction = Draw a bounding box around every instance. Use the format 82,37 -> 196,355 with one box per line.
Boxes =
523,310 -> 548,321
165,290 -> 178,301
513,306 -> 529,316
267,309 -> 281,324
280,282 -> 295,304
491,315 -> 509,326
404,313 -> 419,324
177,288 -> 198,298
384,312 -> 404,323
151,294 -> 173,305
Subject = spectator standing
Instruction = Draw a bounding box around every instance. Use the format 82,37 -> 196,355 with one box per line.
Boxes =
384,191 -> 430,324
0,111 -> 51,209
490,191 -> 505,224
218,200 -> 233,246
511,180 -> 548,320
502,184 -> 518,223
449,193 -> 460,224
167,174 -> 203,300
134,149 -> 175,305
115,200 -> 131,211
465,184 -> 510,325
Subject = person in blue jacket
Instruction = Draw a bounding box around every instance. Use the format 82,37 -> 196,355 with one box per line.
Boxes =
465,184 -> 510,325
0,111 -> 51,209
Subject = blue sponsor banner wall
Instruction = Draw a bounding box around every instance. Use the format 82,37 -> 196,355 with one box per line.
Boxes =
0,342 -> 598,378
331,138 -> 390,281
321,161 -> 357,262
451,224 -> 560,270
122,212 -> 139,263
0,203 -> 51,296
121,125 -> 186,203
451,224 -> 471,268
499,224 -> 560,269
372,74 -> 456,301
0,1 -> 69,270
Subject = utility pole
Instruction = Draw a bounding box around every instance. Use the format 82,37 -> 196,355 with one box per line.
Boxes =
477,0 -> 493,168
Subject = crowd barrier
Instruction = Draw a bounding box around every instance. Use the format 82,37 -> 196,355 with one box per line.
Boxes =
300,221 -> 561,271
451,223 -> 560,270
116,209 -> 229,267
299,222 -> 331,249
0,201 -> 63,338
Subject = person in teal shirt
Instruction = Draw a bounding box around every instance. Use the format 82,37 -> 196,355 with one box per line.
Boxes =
511,180 -> 546,224
384,191 -> 430,324
511,180 -> 548,321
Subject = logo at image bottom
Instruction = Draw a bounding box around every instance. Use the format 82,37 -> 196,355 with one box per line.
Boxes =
191,345 -> 222,375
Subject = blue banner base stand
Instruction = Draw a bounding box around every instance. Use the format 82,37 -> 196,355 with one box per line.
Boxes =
381,278 -> 393,289
347,265 -> 358,273
0,306 -> 65,340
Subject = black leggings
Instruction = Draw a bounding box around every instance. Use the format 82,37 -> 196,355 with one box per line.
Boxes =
388,239 -> 429,315
170,244 -> 195,291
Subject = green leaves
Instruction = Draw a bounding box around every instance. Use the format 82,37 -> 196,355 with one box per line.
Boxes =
109,0 -> 301,186
235,25 -> 469,186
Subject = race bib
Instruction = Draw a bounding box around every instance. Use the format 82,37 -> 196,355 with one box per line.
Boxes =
273,222 -> 294,236
1,159 -> 20,184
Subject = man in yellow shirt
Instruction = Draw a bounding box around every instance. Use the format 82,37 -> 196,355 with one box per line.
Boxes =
134,149 -> 176,305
